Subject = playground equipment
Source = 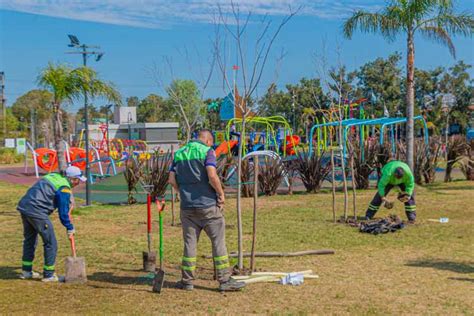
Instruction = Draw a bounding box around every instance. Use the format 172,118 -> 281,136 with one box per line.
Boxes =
224,116 -> 300,157
215,140 -> 239,157
308,115 -> 429,159
224,150 -> 291,187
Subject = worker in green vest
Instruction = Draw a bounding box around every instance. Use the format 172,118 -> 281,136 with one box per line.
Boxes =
366,160 -> 417,223
169,129 -> 245,292
17,166 -> 86,282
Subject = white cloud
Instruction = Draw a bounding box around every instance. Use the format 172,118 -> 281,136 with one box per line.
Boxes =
0,0 -> 381,29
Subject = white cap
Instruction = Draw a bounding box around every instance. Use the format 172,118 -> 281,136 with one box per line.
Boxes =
65,166 -> 87,182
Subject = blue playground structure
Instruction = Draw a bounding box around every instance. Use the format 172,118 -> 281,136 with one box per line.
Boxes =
308,115 -> 429,159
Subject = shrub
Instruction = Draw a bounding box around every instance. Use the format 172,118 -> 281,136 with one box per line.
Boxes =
294,149 -> 330,193
348,138 -> 378,189
0,148 -> 23,164
445,136 -> 470,182
216,154 -> 234,189
421,138 -> 442,184
124,155 -> 144,204
258,157 -> 284,196
141,149 -> 172,201
459,140 -> 474,181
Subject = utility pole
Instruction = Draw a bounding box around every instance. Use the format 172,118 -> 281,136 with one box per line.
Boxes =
66,35 -> 104,206
0,72 -> 5,144
292,90 -> 296,132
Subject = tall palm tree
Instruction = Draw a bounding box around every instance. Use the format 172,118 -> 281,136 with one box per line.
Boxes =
343,0 -> 473,169
38,63 -> 120,171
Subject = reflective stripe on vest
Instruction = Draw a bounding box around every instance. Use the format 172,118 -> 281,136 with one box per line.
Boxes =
43,173 -> 71,190
174,140 -> 211,163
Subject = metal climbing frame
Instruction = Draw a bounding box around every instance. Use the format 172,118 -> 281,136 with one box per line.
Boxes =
308,116 -> 429,159
224,116 -> 298,157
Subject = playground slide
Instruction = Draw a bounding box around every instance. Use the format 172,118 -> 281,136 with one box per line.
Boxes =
215,140 -> 238,157
285,135 -> 301,155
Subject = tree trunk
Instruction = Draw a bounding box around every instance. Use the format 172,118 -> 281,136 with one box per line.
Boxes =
406,31 -> 415,171
54,103 -> 67,171
185,121 -> 191,142
236,116 -> 245,270
338,127 -> 348,221
444,162 -> 453,182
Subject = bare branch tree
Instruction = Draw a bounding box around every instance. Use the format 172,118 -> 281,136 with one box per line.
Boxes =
213,1 -> 299,270
150,46 -> 215,142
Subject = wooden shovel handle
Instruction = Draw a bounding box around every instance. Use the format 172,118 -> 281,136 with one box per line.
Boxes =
69,234 -> 77,258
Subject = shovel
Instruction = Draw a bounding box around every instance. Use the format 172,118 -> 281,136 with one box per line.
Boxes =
152,198 -> 166,293
142,193 -> 156,272
65,234 -> 87,283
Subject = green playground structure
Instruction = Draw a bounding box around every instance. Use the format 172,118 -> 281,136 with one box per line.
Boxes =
224,116 -> 300,157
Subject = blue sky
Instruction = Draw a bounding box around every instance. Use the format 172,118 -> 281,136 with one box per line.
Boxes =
0,0 -> 473,113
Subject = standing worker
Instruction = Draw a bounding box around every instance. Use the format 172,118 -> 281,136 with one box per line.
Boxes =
365,160 -> 417,223
169,129 -> 245,292
17,166 -> 86,282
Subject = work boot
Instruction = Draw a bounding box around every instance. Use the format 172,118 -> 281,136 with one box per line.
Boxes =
219,279 -> 245,292
19,270 -> 41,280
406,211 -> 416,224
365,209 -> 377,220
175,281 -> 194,291
41,274 -> 65,283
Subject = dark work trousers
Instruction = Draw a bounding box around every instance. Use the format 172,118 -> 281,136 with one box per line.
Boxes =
366,184 -> 417,221
180,206 -> 231,285
21,214 -> 57,278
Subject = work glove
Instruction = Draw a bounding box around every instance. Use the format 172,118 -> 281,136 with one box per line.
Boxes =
67,229 -> 75,238
398,193 -> 410,203
383,200 -> 394,209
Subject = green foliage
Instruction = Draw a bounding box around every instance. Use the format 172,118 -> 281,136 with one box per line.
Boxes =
259,78 -> 329,134
344,0 -> 474,48
136,94 -> 169,123
0,148 -> 23,164
166,79 -> 205,141
354,53 -> 403,116
416,61 -> 473,134
38,63 -> 121,170
11,89 -> 52,135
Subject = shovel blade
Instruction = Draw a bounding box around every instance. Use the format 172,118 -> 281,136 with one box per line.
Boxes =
152,269 -> 165,293
65,256 -> 87,283
142,251 -> 156,272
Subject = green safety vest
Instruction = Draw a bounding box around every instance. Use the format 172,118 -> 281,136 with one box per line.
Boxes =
43,173 -> 71,191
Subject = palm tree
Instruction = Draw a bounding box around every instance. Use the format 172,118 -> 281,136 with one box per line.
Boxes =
38,63 -> 120,171
343,0 -> 473,170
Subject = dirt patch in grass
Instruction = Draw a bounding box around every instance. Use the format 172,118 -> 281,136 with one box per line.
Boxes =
0,180 -> 473,314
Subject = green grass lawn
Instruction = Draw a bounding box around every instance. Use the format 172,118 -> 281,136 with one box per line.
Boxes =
0,180 -> 473,314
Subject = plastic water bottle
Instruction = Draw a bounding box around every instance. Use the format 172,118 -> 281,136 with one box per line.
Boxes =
280,273 -> 304,286
440,217 -> 449,223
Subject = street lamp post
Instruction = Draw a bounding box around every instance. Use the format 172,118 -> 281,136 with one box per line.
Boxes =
441,93 -> 456,161
105,104 -> 113,154
67,34 -> 104,206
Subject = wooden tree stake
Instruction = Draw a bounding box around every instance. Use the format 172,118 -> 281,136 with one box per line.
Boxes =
250,156 -> 259,272
330,149 -> 336,223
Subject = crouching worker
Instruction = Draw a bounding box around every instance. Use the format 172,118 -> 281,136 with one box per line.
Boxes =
17,166 -> 86,282
366,160 -> 417,223
169,129 -> 245,292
